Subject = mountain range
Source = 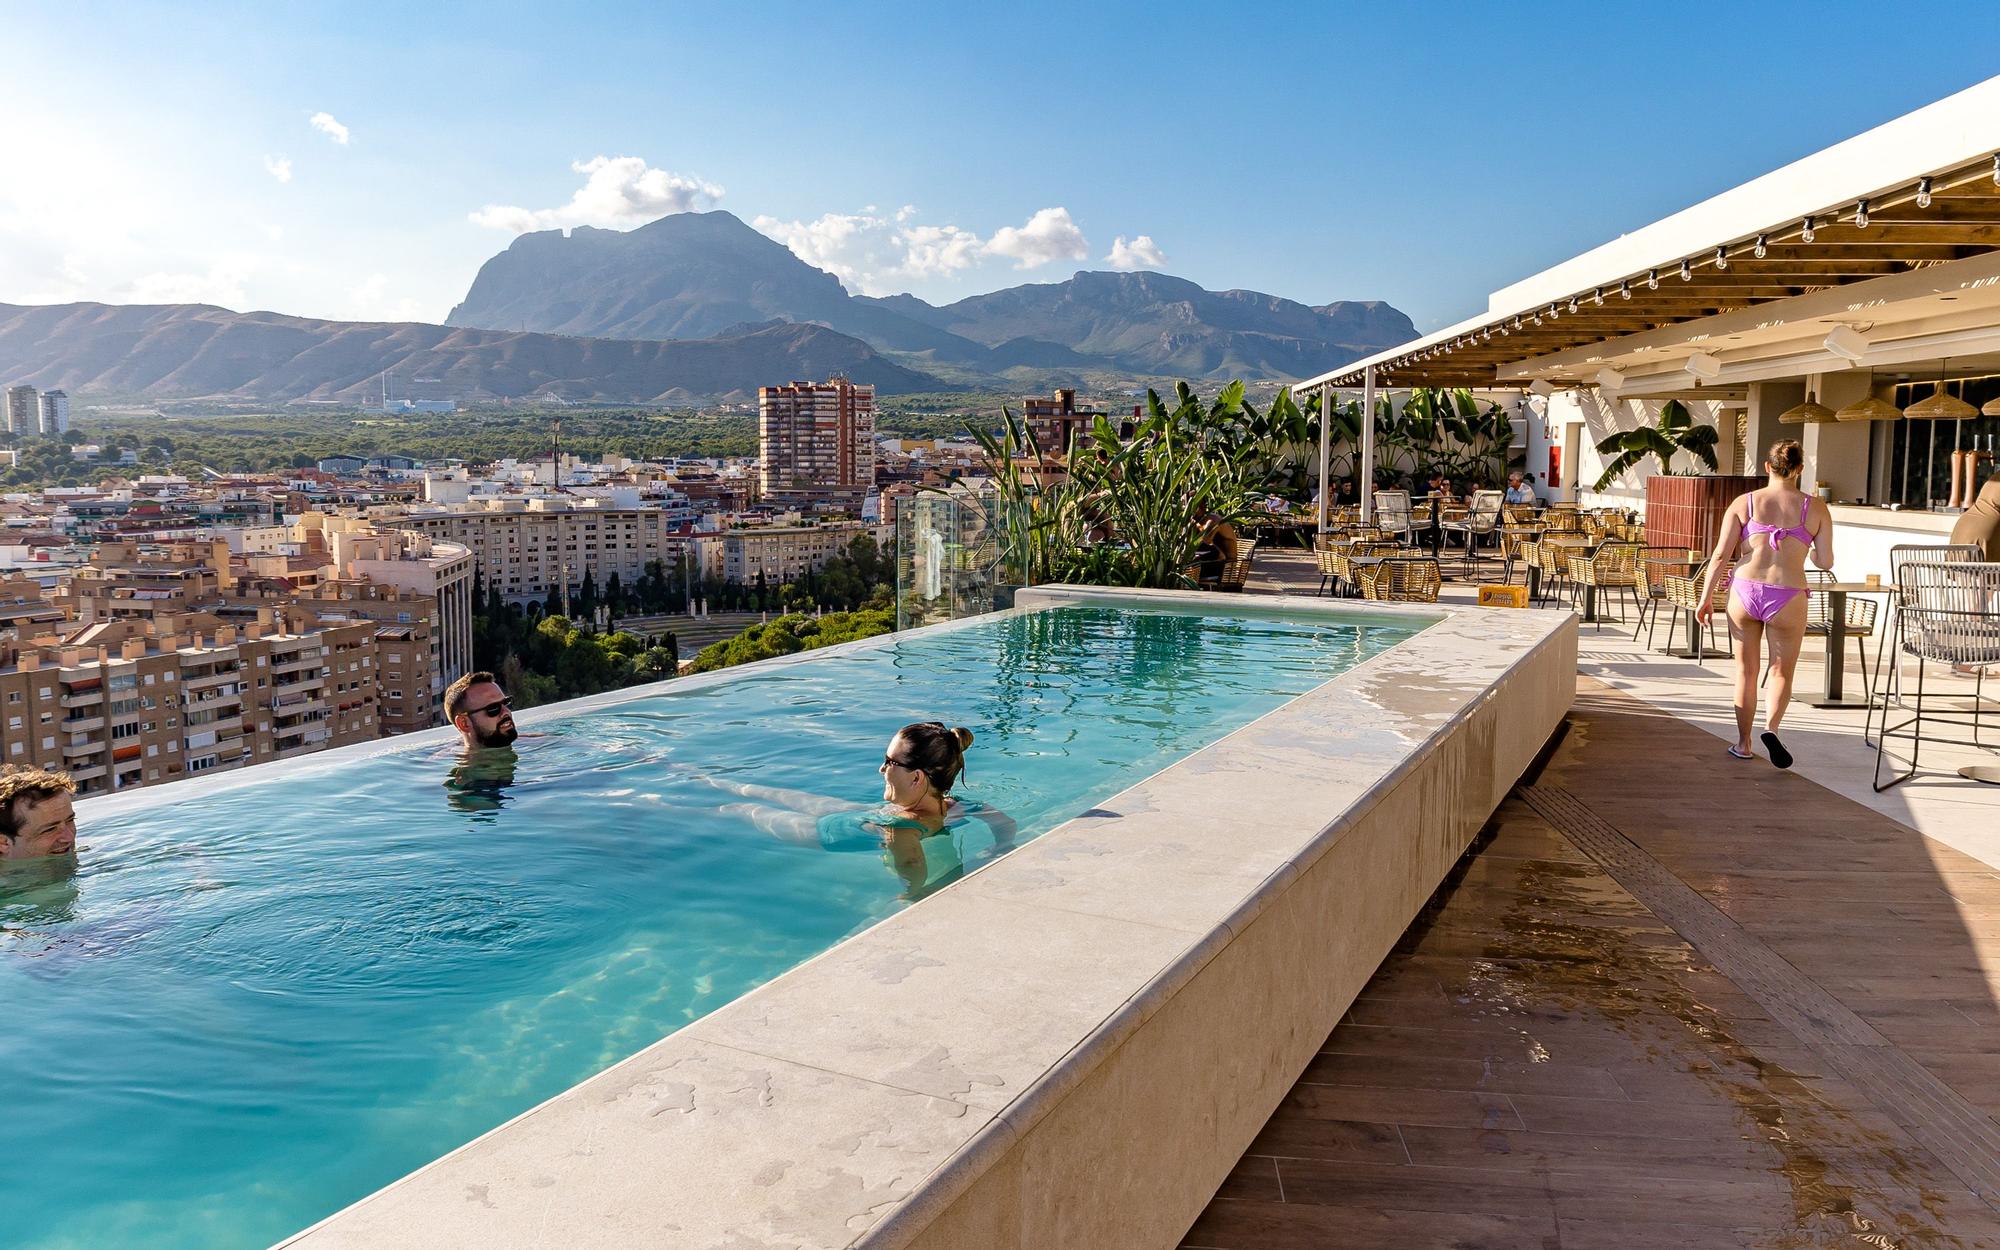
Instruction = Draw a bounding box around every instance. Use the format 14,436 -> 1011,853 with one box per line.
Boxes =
1,210 -> 1414,406
446,210 -> 1414,382
0,303 -> 933,405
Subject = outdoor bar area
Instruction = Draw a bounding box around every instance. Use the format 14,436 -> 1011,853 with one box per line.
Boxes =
1292,74 -> 2000,791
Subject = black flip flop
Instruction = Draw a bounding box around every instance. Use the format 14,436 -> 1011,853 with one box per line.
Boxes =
1760,731 -> 1793,770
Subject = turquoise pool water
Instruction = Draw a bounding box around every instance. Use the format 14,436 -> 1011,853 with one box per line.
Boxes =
0,602 -> 1419,1250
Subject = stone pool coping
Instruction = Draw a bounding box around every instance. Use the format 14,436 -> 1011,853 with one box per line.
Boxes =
272,587 -> 1575,1250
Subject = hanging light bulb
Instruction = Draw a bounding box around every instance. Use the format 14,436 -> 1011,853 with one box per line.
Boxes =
1993,152 -> 1999,185
1714,246 -> 1729,271
1592,288 -> 1604,306
1753,234 -> 1768,258
1548,303 -> 1560,321
1680,259 -> 1693,281
1916,177 -> 1933,209
1647,269 -> 1659,290
1801,215 -> 1816,243
1854,199 -> 1870,229
1619,280 -> 1631,300
1568,296 -> 1579,314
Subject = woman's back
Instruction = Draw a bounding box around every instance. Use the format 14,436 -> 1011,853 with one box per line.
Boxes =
1732,486 -> 1821,587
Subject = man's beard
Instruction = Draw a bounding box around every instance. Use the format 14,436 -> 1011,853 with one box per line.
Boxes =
475,720 -> 519,748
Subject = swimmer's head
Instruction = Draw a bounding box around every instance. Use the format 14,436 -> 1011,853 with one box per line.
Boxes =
0,766 -> 77,860
880,722 -> 975,807
445,670 -> 518,749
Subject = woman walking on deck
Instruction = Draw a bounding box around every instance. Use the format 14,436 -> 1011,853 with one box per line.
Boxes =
1696,439 -> 1835,768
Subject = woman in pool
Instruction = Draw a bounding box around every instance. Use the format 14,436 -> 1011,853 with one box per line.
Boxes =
709,722 -> 1017,900
1696,438 -> 1835,768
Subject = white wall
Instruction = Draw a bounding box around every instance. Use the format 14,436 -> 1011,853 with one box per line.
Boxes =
1536,390 -> 1729,508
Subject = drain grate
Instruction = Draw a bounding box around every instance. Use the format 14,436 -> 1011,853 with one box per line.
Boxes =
1521,783 -> 2000,1210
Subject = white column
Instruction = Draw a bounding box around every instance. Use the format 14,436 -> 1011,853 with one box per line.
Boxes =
1359,365 -> 1377,523
1316,383 -> 1332,534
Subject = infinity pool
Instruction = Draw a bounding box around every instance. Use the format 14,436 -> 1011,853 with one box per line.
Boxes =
0,602 -> 1421,1250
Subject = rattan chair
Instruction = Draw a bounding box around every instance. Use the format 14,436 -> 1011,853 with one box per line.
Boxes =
1661,563 -> 1734,660
1567,540 -> 1643,629
1329,540 -> 1406,598
1634,547 -> 1700,647
1870,559 -> 2000,790
1215,539 -> 1259,593
1358,557 -> 1443,603
1801,569 -> 1879,691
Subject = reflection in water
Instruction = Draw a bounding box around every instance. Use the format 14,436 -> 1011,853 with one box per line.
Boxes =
443,747 -> 521,820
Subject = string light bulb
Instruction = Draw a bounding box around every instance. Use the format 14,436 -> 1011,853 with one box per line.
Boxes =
1916,177 -> 1933,209
1854,199 -> 1869,229
1713,246 -> 1728,271
1592,288 -> 1604,306
1568,297 -> 1579,314
1647,269 -> 1659,290
1753,234 -> 1768,258
1801,215 -> 1816,243
1680,259 -> 1693,281
1619,280 -> 1631,300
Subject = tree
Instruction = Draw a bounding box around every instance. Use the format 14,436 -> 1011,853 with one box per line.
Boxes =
1592,399 -> 1720,490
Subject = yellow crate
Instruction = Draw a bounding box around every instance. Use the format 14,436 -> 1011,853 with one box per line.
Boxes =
1477,584 -> 1529,609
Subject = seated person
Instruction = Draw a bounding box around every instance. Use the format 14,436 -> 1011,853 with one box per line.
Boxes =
1193,514 -> 1243,586
708,722 -> 1017,901
1950,472 -> 2000,559
1504,472 -> 1536,505
443,670 -> 520,751
0,766 -> 77,860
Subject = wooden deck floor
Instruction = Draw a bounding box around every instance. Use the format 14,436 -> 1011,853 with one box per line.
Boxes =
1180,678 -> 2000,1249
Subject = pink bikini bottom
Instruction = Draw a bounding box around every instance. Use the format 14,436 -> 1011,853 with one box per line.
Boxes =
1730,575 -> 1806,622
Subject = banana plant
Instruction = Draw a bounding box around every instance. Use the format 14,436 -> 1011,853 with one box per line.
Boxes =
1592,399 -> 1719,490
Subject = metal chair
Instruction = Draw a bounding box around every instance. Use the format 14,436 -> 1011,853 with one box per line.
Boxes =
1358,557 -> 1443,603
1634,547 -> 1700,647
1440,490 -> 1505,574
1867,543 -> 1984,735
1870,560 -> 2000,790
1372,490 -> 1414,545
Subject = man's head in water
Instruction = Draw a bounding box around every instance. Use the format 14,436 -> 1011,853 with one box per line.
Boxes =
0,767 -> 77,860
444,670 -> 518,750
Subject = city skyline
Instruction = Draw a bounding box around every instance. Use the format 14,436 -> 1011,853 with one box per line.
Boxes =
7,2 -> 2000,334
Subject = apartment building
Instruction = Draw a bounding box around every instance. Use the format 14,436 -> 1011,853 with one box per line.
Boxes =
719,522 -> 877,585
38,389 -> 69,436
0,608 -> 377,795
1019,388 -> 1108,456
758,379 -> 876,496
6,384 -> 38,437
372,497 -> 688,608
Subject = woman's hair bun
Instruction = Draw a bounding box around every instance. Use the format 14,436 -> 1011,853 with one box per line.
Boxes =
1768,438 -> 1804,478
952,727 -> 975,751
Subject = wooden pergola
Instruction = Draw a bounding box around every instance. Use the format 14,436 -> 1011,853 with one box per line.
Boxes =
1318,154 -> 2000,391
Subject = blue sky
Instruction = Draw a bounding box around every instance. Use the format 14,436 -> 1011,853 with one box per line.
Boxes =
5,1 -> 2000,331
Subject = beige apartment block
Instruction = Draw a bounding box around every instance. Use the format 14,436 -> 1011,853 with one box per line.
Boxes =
719,522 -> 875,585
758,379 -> 875,495
372,498 -> 686,608
0,609 -> 378,796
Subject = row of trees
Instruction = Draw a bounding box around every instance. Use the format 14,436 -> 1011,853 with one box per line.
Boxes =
518,535 -> 893,622
684,605 -> 897,674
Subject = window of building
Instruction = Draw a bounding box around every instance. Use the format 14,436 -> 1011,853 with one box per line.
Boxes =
8,743 -> 18,757
5,692 -> 18,704
6,716 -> 17,730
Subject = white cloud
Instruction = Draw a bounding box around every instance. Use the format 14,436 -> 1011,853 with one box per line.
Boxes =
346,272 -> 428,322
986,207 -> 1088,269
118,262 -> 254,308
752,208 -> 995,295
471,155 -> 724,233
1105,234 -> 1167,271
309,112 -> 350,145
899,223 -> 984,279
263,155 -> 293,184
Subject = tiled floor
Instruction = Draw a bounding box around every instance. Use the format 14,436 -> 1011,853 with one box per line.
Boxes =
1179,677 -> 2000,1249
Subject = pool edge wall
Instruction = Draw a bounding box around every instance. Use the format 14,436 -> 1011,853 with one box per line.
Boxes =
275,589 -> 1576,1250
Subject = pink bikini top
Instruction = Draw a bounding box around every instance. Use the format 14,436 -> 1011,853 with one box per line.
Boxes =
1742,491 -> 1814,551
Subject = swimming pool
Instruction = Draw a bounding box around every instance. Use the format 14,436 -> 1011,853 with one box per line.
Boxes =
0,601 -> 1423,1250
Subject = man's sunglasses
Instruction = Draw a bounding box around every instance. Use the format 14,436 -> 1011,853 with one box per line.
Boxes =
473,698 -> 513,718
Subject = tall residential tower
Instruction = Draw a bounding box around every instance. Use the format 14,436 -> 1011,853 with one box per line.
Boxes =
757,378 -> 875,500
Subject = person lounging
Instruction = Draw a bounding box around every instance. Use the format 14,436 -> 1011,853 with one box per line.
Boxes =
707,722 -> 1017,900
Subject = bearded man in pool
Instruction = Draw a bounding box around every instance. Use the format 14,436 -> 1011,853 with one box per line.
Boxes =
0,766 -> 78,861
443,670 -> 520,751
